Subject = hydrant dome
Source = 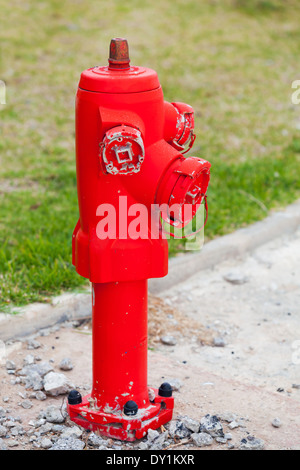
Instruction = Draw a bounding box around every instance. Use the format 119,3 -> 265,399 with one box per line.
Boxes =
78,66 -> 160,94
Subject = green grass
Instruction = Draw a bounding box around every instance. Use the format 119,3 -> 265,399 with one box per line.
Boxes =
1,0 -> 300,309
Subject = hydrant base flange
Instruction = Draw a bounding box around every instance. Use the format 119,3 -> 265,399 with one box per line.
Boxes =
67,388 -> 174,441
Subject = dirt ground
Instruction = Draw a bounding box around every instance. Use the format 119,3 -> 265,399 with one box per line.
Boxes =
1,228 -> 300,450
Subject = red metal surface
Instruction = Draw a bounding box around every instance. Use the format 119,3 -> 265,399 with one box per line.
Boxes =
69,38 -> 211,440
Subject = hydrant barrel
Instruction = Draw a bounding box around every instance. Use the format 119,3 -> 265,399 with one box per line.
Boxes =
91,280 -> 149,410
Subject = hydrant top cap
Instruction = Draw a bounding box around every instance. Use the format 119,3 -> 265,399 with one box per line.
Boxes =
78,38 -> 160,94
108,38 -> 130,70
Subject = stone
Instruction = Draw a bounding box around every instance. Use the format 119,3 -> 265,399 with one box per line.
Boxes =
146,428 -> 168,449
216,437 -> 227,444
5,360 -> 16,371
23,355 -> 35,366
20,400 -> 33,409
29,419 -> 46,428
224,272 -> 249,285
0,438 -> 7,450
19,362 -> 54,378
61,426 -> 83,439
24,371 -> 43,391
239,436 -> 265,450
10,377 -> 21,385
5,420 -> 19,428
228,420 -> 239,429
219,411 -> 237,423
59,358 -> 74,371
271,417 -> 282,428
27,339 -> 41,350
168,419 -> 192,439
200,414 -> 224,437
52,424 -> 65,433
7,439 -> 18,447
191,432 -> 213,447
180,416 -> 200,433
34,391 -> 47,401
147,428 -> 159,443
40,437 -> 52,449
88,432 -> 106,447
38,423 -> 53,435
19,362 -> 54,391
160,335 -> 177,346
138,441 -> 149,450
50,437 -> 85,450
0,425 -> 7,437
41,405 -> 66,424
213,337 -> 226,347
43,371 -> 74,396
10,424 -> 24,436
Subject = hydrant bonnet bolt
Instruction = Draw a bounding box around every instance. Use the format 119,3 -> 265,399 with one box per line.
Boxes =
68,389 -> 82,405
124,400 -> 139,416
158,382 -> 173,398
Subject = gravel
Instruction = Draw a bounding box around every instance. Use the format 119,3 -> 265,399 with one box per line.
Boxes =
0,320 -> 268,451
50,436 -> 85,451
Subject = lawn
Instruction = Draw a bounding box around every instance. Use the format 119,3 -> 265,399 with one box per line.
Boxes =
1,0 -> 300,309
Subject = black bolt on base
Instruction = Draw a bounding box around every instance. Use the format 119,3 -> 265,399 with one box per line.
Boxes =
68,390 -> 82,405
124,400 -> 138,416
158,382 -> 173,397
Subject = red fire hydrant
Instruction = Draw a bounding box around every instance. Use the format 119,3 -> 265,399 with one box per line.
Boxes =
67,38 -> 211,441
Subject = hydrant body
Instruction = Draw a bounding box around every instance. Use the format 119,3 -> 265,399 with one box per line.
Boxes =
68,39 -> 211,440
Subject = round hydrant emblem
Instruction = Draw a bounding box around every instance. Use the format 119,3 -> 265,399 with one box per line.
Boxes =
100,125 -> 145,175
